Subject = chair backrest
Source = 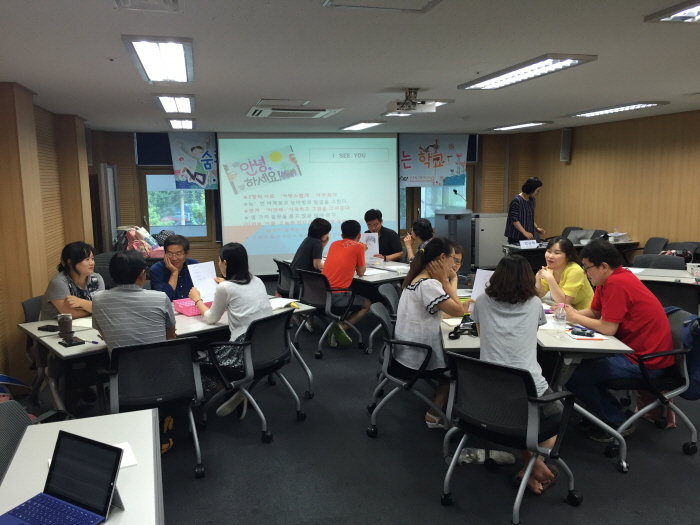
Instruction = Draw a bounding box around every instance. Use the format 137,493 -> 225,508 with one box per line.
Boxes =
559,226 -> 582,239
0,400 -> 33,484
377,283 -> 400,316
21,296 -> 42,324
297,270 -> 331,309
94,251 -> 117,289
643,237 -> 669,255
110,337 -> 201,409
370,302 -> 394,339
451,353 -> 537,437
633,254 -> 685,270
666,242 -> 697,255
245,310 -> 294,368
273,258 -> 294,298
667,308 -> 692,351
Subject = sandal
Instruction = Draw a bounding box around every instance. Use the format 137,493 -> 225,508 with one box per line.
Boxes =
512,464 -> 559,495
425,412 -> 445,429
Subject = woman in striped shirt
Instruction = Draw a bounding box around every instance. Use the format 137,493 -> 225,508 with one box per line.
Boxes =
504,177 -> 545,244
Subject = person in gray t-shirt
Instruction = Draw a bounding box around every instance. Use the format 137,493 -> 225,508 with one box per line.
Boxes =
472,255 -> 560,495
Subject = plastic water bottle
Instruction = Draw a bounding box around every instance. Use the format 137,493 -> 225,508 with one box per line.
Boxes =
553,303 -> 567,335
612,225 -> 619,243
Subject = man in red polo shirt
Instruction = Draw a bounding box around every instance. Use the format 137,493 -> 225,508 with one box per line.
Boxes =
322,220 -> 371,347
564,239 -> 673,442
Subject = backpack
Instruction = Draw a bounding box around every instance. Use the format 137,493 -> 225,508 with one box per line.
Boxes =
660,249 -> 693,264
665,306 -> 700,400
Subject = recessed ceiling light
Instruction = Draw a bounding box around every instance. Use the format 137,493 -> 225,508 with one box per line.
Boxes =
114,0 -> 181,12
458,54 -> 597,90
381,112 -> 412,117
567,102 -> 669,118
168,119 -> 195,129
322,0 -> 443,14
154,94 -> 194,113
645,1 -> 700,22
340,120 -> 386,131
123,35 -> 193,83
489,121 -> 552,131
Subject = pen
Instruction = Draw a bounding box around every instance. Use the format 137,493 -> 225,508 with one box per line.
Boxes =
91,341 -> 99,344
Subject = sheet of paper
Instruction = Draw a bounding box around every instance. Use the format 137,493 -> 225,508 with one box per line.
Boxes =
72,317 -> 94,328
188,261 -> 218,303
566,331 -> 608,341
361,268 -> 388,276
623,267 -> 644,274
269,297 -> 296,310
360,232 -> 379,262
468,269 -> 494,312
442,318 -> 462,327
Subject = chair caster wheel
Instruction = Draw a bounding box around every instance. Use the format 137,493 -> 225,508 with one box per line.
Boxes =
654,417 -> 667,429
365,346 -> 372,354
683,442 -> 697,455
620,396 -> 631,407
196,420 -> 206,432
484,458 -> 498,471
604,444 -> 619,458
566,490 -> 583,507
366,425 -> 378,438
262,431 -> 273,444
314,351 -> 323,359
358,341 -> 366,350
377,388 -> 384,398
367,402 -> 377,414
441,492 -> 452,506
304,390 -> 314,400
268,375 -> 276,386
194,465 -> 205,479
616,460 -> 629,473
296,410 -> 306,422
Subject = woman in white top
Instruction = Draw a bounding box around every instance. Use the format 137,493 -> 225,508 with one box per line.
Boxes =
394,237 -> 469,428
189,242 -> 273,415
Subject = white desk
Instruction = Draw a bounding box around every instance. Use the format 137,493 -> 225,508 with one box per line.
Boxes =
631,267 -> 695,283
629,268 -> 700,314
0,409 -> 164,525
18,320 -> 92,340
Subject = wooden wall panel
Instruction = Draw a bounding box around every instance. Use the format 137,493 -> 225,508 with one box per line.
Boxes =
509,134 -> 536,198
35,106 -> 65,277
533,110 -> 700,246
103,132 -> 139,226
480,135 -> 507,212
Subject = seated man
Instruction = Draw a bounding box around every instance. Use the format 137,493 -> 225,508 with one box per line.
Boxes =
564,239 -> 674,442
92,250 -> 176,353
322,220 -> 371,347
364,209 -> 403,262
150,234 -> 199,300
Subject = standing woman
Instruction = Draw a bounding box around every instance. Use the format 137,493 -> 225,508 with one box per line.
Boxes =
535,236 -> 593,310
189,243 -> 273,416
403,218 -> 433,262
504,177 -> 545,244
394,237 -> 469,427
40,242 -> 105,320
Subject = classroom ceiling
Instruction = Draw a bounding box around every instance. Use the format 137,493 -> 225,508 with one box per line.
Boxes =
2,0 -> 699,135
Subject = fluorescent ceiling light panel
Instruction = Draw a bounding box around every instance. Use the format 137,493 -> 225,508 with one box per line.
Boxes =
568,102 -> 669,118
458,54 -> 597,90
322,0 -> 443,14
168,119 -> 195,129
433,100 -> 454,107
154,94 -> 194,113
490,121 -> 552,131
340,121 -> 386,130
114,0 -> 181,12
645,1 -> 700,22
123,35 -> 193,83
381,111 -> 412,117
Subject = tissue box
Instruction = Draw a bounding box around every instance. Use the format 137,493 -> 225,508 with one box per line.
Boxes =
173,298 -> 213,316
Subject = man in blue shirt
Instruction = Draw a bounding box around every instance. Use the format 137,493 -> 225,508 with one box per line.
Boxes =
149,235 -> 199,300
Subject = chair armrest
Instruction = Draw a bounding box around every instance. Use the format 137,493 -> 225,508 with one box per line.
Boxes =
95,367 -> 117,378
531,391 -> 576,460
637,348 -> 688,403
384,338 -> 433,391
328,287 -> 353,293
638,348 -> 689,362
326,288 -> 357,321
527,391 -> 574,404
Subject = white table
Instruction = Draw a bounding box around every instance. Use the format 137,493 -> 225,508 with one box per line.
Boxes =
18,319 -> 93,340
0,409 -> 164,525
628,268 -> 700,313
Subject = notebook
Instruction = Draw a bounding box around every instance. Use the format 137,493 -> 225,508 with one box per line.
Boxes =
0,431 -> 123,525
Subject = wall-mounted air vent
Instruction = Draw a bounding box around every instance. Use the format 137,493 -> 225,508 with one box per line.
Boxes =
246,106 -> 344,118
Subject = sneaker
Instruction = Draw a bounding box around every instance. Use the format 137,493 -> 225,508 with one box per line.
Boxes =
328,332 -> 338,347
304,319 -> 315,333
458,448 -> 516,465
330,323 -> 353,346
587,424 -> 636,443
216,390 -> 246,417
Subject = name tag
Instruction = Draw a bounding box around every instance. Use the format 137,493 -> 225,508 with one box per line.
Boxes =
519,240 -> 538,248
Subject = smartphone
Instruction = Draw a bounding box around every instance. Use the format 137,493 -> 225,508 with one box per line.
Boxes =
58,336 -> 85,347
38,325 -> 60,332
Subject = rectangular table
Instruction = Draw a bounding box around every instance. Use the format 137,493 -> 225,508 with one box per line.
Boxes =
0,409 -> 164,525
503,241 -> 639,272
628,268 -> 699,314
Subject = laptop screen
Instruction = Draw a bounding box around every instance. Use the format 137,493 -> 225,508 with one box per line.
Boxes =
44,431 -> 123,517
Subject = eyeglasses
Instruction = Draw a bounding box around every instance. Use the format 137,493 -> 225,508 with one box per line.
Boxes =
582,264 -> 597,273
449,255 -> 463,265
166,251 -> 186,258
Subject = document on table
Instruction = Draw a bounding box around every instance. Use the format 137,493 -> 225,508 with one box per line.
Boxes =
623,267 -> 645,274
188,261 -> 218,302
269,297 -> 297,310
362,268 -> 388,276
360,232 -> 379,262
468,269 -> 494,312
72,317 -> 94,328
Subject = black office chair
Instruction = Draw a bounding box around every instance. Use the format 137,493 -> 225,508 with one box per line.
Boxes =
367,283 -> 400,355
273,258 -> 296,299
366,303 -> 451,438
201,310 -> 304,444
602,308 -> 698,461
0,400 -> 34,484
104,337 -> 205,478
21,296 -> 44,407
440,353 -> 580,524
543,226 -> 582,243
622,237 -> 668,264
296,269 -> 365,359
93,251 -> 117,289
633,254 -> 686,270
666,242 -> 698,263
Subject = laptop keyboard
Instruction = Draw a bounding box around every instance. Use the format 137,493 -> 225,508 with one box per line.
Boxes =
8,493 -> 100,525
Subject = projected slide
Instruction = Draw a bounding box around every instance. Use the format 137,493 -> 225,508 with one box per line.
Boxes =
218,135 -> 398,274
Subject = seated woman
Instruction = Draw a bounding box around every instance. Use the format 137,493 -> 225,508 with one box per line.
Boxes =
394,237 -> 469,428
40,241 -> 105,320
189,242 -> 273,417
535,236 -> 593,309
403,218 -> 433,262
471,255 -> 561,494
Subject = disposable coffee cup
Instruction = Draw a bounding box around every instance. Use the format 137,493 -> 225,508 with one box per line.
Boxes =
57,313 -> 73,338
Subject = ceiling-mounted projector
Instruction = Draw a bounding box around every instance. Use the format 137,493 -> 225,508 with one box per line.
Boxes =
386,100 -> 437,113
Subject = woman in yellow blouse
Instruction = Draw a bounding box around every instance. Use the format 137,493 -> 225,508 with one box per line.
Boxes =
535,237 -> 593,309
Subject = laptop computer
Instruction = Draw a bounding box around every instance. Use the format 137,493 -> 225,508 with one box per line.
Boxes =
567,229 -> 595,244
0,430 -> 123,525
